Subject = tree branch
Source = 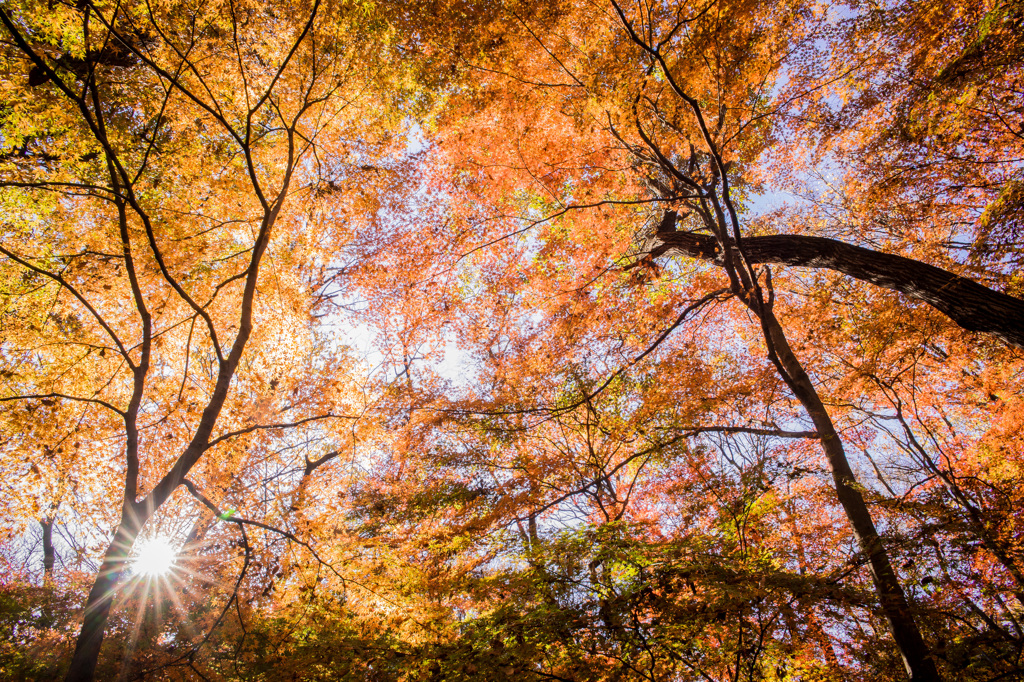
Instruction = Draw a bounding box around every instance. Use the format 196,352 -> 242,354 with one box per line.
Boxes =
651,211 -> 1024,348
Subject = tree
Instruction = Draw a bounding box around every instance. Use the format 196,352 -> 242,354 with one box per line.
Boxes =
359,0 -> 1022,678
0,0 -> 421,677
2,0 -> 1023,679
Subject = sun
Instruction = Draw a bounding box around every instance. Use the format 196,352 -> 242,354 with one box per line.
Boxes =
132,536 -> 178,577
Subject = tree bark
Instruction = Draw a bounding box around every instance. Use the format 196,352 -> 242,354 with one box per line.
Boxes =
64,519 -> 141,682
651,211 -> 1024,348
755,305 -> 940,681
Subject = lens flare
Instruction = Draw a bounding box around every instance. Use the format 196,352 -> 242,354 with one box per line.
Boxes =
132,536 -> 177,577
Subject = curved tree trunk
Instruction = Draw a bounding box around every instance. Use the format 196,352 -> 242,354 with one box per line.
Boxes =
650,211 -> 1024,348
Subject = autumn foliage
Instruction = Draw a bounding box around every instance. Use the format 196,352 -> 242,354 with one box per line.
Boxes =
1,0 -> 1023,680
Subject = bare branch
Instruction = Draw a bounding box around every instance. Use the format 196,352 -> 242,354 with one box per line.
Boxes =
0,246 -> 134,364
205,413 -> 358,451
0,392 -> 125,417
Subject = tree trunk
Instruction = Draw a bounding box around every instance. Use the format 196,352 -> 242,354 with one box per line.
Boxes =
755,306 -> 940,681
64,519 -> 140,682
41,518 -> 55,583
651,211 -> 1024,348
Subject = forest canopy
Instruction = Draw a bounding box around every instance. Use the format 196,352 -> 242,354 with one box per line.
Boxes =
0,0 -> 1022,680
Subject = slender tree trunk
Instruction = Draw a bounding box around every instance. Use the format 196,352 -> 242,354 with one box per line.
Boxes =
651,212 -> 1024,348
755,306 -> 940,681
41,517 -> 55,583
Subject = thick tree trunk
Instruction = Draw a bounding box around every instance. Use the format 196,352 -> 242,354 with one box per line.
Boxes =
756,306 -> 940,680
64,520 -> 140,682
651,211 -> 1024,348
